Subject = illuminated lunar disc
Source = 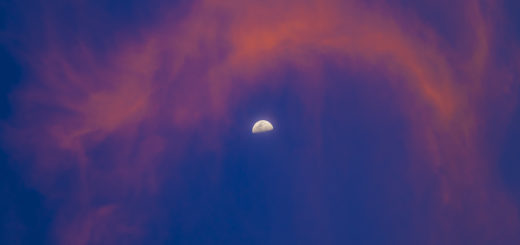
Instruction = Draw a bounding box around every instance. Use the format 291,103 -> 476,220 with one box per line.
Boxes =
252,120 -> 274,134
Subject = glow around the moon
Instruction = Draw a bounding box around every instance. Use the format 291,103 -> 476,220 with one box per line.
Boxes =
252,120 -> 274,133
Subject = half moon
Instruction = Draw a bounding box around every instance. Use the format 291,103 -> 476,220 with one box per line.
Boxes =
252,120 -> 274,134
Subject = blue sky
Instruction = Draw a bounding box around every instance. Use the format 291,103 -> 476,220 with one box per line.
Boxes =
1,0 -> 520,244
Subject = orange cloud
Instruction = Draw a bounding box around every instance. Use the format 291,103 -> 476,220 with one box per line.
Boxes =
3,0 -> 520,243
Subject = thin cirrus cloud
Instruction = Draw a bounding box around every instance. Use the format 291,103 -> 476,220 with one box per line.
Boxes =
2,0 -> 520,244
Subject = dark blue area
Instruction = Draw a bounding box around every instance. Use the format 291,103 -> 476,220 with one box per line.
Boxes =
147,63 -> 415,244
161,70 -> 312,244
0,41 -> 51,245
499,87 -> 520,202
0,47 -> 20,120
504,0 -> 520,41
497,0 -> 520,206
319,64 -> 414,244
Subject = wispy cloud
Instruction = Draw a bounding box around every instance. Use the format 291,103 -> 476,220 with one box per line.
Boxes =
3,0 -> 520,243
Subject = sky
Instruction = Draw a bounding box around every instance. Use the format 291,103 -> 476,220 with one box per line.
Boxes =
1,0 -> 520,244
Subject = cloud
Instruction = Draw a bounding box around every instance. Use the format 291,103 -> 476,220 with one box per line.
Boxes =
3,0 -> 520,243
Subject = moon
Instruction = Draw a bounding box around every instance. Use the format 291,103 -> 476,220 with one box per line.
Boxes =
252,120 -> 274,134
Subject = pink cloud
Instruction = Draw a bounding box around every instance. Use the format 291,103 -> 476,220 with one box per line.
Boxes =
3,0 -> 520,243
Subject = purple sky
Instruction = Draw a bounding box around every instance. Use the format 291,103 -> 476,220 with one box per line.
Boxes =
1,0 -> 520,244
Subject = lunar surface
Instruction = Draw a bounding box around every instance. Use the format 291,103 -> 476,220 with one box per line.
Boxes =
252,120 -> 273,134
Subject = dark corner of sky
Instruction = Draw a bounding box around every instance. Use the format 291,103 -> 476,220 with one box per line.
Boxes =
0,7 -> 52,245
497,0 -> 520,203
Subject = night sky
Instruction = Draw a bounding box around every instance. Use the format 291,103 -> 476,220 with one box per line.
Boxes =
1,0 -> 520,244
